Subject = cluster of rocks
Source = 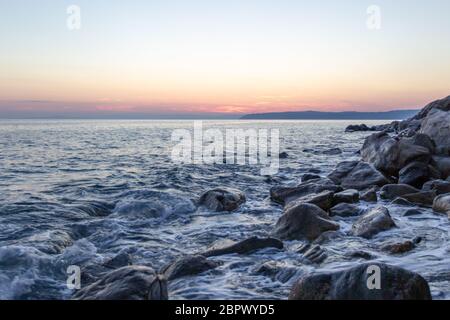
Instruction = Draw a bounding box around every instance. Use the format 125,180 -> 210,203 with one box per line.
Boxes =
73,96 -> 450,300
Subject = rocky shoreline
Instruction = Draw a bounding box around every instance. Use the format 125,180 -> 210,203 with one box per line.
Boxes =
73,96 -> 450,300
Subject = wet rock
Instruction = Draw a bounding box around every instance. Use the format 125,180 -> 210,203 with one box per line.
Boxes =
270,178 -> 341,205
103,252 -> 133,269
329,203 -> 363,217
328,161 -> 391,190
351,206 -> 396,239
313,230 -> 346,244
391,197 -> 415,206
301,173 -> 321,182
360,187 -> 378,202
198,188 -> 246,212
255,262 -> 300,283
400,191 -> 436,207
323,148 -> 342,155
308,168 -> 322,174
432,194 -> 450,217
333,189 -> 359,204
361,132 -> 431,176
279,152 -> 289,159
345,124 -> 375,133
19,230 -> 73,255
422,179 -> 450,195
381,240 -> 416,254
411,133 -> 436,154
289,263 -> 432,300
398,162 -> 432,189
272,203 -> 340,241
345,250 -> 376,260
73,266 -> 168,300
161,255 -> 220,281
202,237 -> 283,257
420,108 -> 450,155
285,190 -> 335,211
432,156 -> 450,177
380,184 -> 420,200
403,208 -> 423,216
296,243 -> 328,264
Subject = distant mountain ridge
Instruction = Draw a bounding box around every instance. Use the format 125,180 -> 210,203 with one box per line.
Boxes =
241,109 -> 420,120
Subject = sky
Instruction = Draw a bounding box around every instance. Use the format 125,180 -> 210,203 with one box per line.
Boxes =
0,0 -> 449,118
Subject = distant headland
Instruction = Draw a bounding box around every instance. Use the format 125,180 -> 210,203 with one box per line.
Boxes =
240,110 -> 419,120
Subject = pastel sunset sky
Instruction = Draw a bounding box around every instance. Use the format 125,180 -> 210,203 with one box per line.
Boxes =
1,0 -> 449,117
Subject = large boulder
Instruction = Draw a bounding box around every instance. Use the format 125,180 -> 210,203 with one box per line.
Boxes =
398,161 -> 432,189
202,237 -> 283,257
162,255 -> 220,280
289,263 -> 431,300
328,161 -> 391,190
270,178 -> 341,205
361,132 -> 430,176
432,194 -> 450,217
420,109 -> 450,155
351,206 -> 396,239
73,266 -> 168,300
380,184 -> 420,200
198,188 -> 246,212
272,203 -> 340,241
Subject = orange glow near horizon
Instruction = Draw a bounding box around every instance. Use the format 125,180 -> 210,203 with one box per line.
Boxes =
1,1 -> 450,116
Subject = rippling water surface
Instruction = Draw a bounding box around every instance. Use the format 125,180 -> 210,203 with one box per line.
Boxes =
0,120 -> 449,300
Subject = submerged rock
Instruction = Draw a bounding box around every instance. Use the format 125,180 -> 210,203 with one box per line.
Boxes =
322,148 -> 342,155
301,173 -> 321,182
255,262 -> 300,283
103,252 -> 133,269
272,203 -> 339,241
296,243 -> 328,264
345,124 -> 375,133
403,208 -> 423,216
289,263 -> 432,300
279,152 -> 289,159
380,184 -> 420,200
329,203 -> 363,217
333,189 -> 360,204
328,161 -> 390,190
198,188 -> 246,212
432,194 -> 450,217
270,178 -> 341,205
73,266 -> 168,300
202,237 -> 283,257
162,255 -> 220,280
351,206 -> 396,239
345,250 -> 376,260
381,240 -> 416,254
